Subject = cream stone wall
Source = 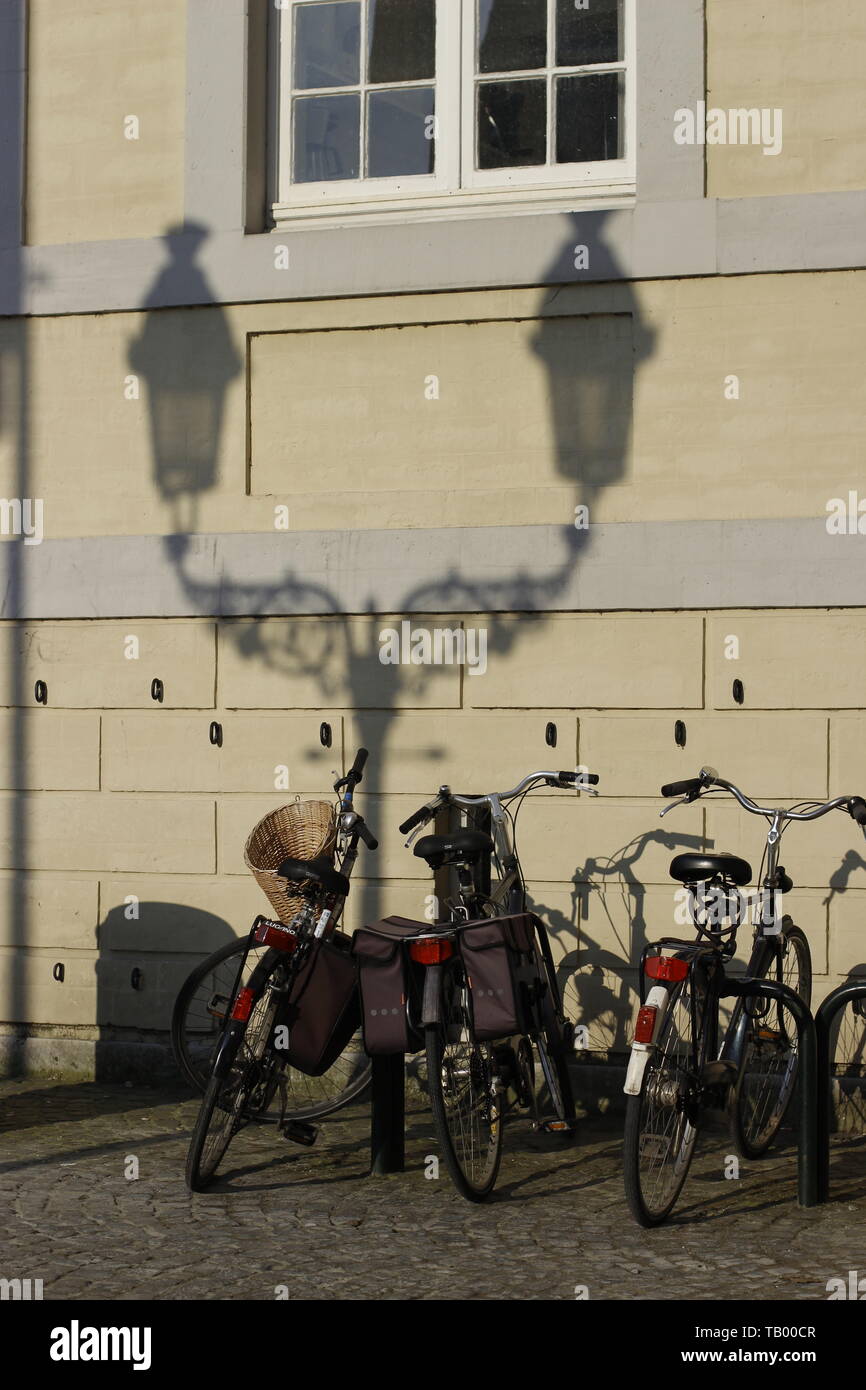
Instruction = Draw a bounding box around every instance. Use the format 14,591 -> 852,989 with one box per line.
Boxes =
2,609 -> 865,1054
706,0 -> 866,197
26,0 -> 186,245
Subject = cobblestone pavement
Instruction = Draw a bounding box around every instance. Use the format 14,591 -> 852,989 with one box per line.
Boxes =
1,1077 -> 864,1302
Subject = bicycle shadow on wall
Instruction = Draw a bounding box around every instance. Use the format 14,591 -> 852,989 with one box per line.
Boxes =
122,209 -> 661,1083
528,826 -> 707,1066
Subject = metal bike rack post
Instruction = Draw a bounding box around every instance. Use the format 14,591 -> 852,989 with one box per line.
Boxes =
720,977 -> 818,1208
815,979 -> 866,1203
369,1053 -> 405,1176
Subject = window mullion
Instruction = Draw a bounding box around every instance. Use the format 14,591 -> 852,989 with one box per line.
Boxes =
360,0 -> 368,178
547,0 -> 555,167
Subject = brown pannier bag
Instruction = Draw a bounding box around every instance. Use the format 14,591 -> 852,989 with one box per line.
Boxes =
458,913 -> 541,1041
353,917 -> 426,1055
276,928 -> 360,1076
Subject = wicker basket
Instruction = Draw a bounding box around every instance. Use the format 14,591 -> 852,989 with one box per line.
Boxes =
244,799 -> 337,925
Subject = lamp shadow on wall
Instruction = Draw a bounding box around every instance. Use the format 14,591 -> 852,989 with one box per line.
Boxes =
128,222 -> 243,537
120,210 -> 704,1083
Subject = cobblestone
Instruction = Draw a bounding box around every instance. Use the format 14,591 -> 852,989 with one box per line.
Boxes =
0,1077 -> 864,1301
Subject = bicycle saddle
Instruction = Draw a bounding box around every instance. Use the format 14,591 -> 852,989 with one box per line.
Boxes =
277,855 -> 350,897
669,852 -> 752,887
413,830 -> 494,868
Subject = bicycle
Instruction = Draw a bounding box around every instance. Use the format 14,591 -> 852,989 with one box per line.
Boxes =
185,749 -> 377,1192
623,765 -> 866,1227
172,936 -> 370,1122
393,766 -> 599,1202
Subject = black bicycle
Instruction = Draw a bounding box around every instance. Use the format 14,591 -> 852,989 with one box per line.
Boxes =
185,749 -> 377,1192
396,766 -> 598,1201
623,766 -> 866,1226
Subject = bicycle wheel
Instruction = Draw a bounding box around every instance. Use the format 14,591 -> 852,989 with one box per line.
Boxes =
186,956 -> 284,1192
173,936 -> 372,1120
730,921 -> 811,1160
623,974 -> 705,1227
829,991 -> 866,1134
425,958 -> 504,1202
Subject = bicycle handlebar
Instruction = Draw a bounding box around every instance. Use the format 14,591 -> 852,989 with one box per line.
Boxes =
398,795 -> 446,836
398,768 -> 600,836
335,747 -> 368,797
660,767 -> 866,825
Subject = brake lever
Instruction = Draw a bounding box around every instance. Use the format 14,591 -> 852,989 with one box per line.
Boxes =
659,792 -> 694,819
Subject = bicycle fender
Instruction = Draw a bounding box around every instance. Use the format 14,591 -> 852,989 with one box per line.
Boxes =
211,1021 -> 244,1079
623,984 -> 670,1095
421,963 -> 442,1026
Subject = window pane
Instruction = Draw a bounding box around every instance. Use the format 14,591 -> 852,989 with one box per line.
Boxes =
556,0 -> 622,66
367,87 -> 435,177
477,79 -> 546,168
367,0 -> 435,83
294,1 -> 361,90
556,72 -> 623,163
293,93 -> 360,180
478,0 -> 547,74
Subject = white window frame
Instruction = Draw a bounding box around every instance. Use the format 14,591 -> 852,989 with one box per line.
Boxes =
270,0 -> 636,227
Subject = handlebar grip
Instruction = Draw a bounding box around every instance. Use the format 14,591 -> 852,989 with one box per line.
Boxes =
661,777 -> 703,798
557,771 -> 600,786
346,747 -> 369,785
398,804 -> 432,836
849,796 -> 866,825
357,821 -> 379,850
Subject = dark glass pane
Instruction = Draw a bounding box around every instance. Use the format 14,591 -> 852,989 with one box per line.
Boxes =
368,0 -> 436,82
294,1 -> 361,90
557,0 -> 622,66
477,79 -> 546,168
556,72 -> 623,162
478,0 -> 547,73
367,87 -> 435,177
293,93 -> 360,180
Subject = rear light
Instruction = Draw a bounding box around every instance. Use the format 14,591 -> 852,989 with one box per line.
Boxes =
634,1005 -> 658,1044
409,936 -> 454,964
231,986 -> 256,1022
645,954 -> 689,983
254,917 -> 299,953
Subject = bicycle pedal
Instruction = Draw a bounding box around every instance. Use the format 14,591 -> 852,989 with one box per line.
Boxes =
537,1119 -> 574,1136
207,993 -> 230,1021
281,1120 -> 318,1147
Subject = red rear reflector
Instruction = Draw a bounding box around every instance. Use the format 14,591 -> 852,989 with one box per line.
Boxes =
645,955 -> 689,983
231,986 -> 255,1022
254,919 -> 299,953
634,1005 -> 658,1044
409,937 -> 454,964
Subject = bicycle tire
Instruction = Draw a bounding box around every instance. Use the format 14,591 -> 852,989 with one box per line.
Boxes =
623,973 -> 706,1227
186,954 -> 283,1192
425,958 -> 503,1202
730,921 -> 811,1159
172,936 -> 372,1121
828,989 -> 866,1136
